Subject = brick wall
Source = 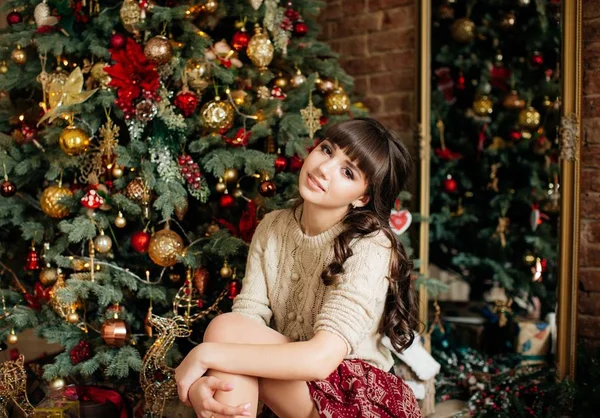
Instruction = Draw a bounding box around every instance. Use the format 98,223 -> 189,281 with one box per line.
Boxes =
318,0 -> 416,135
579,0 -> 600,350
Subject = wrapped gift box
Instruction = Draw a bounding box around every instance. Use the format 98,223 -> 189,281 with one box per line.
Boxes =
34,398 -> 80,418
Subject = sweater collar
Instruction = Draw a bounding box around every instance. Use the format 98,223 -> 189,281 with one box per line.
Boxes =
290,204 -> 346,250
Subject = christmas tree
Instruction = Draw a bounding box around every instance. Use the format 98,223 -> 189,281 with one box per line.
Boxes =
429,0 -> 561,311
0,0 -> 397,412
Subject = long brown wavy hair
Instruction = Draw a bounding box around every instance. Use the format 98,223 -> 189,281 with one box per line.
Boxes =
314,117 -> 417,353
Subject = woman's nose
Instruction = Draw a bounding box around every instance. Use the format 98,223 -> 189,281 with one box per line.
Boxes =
316,159 -> 335,178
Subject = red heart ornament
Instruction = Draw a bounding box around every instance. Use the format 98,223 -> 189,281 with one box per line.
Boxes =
389,209 -> 412,235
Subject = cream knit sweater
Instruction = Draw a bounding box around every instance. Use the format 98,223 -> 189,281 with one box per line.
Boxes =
232,205 -> 394,372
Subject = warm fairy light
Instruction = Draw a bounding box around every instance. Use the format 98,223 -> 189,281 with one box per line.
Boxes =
18,115 -> 24,122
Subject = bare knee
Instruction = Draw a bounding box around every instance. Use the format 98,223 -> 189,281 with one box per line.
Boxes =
204,313 -> 290,345
203,312 -> 240,343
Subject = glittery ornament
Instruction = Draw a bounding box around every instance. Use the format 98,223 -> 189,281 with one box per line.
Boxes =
135,99 -> 158,122
80,188 -> 104,209
120,0 -> 143,33
246,25 -> 274,72
90,62 -> 111,88
144,35 -> 173,65
174,198 -> 188,221
34,0 -> 58,28
59,125 -> 90,156
193,268 -> 210,295
200,97 -> 234,132
472,96 -> 493,116
131,230 -> 151,252
518,107 -> 541,130
232,28 -> 250,51
148,227 -> 184,267
39,266 -> 58,286
302,94 -> 323,138
451,18 -> 475,43
40,185 -> 73,218
70,340 -> 91,365
325,87 -> 350,115
177,154 -> 210,202
125,177 -> 151,204
290,69 -> 306,88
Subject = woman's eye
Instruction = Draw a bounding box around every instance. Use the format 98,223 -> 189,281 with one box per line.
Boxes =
343,168 -> 354,180
320,144 -> 332,155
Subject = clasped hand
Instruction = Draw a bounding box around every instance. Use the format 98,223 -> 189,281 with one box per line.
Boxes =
175,344 -> 251,417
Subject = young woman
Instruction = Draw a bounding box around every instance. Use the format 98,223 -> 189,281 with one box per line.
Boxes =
175,118 -> 422,418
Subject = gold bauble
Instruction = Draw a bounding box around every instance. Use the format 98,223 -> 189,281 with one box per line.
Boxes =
200,97 -> 234,132
503,90 -> 525,110
67,311 -> 80,324
204,0 -> 218,12
274,73 -> 288,90
49,378 -> 66,391
472,96 -> 493,116
215,181 -> 227,193
90,62 -> 111,88
185,59 -> 211,92
59,126 -> 90,156
246,25 -> 274,72
148,227 -> 184,267
40,185 -> 73,219
111,165 -> 124,178
325,87 -> 350,115
518,106 -> 541,130
0,61 -> 8,74
39,267 -> 59,286
11,45 -> 27,66
120,0 -> 142,33
144,35 -> 173,65
220,261 -> 233,278
93,231 -> 113,253
230,89 -> 247,106
125,177 -> 151,204
542,96 -> 553,109
115,212 -> 127,228
7,330 -> 18,345
101,318 -> 129,347
451,18 -> 476,43
223,168 -> 239,184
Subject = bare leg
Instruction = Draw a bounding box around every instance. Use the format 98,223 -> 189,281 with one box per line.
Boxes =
196,313 -> 319,418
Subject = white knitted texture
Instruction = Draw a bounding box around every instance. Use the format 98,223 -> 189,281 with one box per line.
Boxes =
232,206 -> 395,371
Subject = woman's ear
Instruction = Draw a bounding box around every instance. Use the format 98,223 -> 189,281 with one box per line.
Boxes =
353,194 -> 370,208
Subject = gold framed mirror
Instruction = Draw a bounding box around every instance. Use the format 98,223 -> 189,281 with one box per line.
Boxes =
417,0 -> 581,380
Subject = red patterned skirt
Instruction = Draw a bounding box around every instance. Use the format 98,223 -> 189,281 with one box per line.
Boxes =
261,359 -> 422,418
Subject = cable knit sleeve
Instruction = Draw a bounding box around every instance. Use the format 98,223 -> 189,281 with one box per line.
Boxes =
314,233 -> 392,355
231,212 -> 277,326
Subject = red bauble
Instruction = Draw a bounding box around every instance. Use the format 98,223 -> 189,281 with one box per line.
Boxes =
110,33 -> 127,50
7,11 -> 22,25
24,293 -> 41,311
219,194 -> 235,208
288,155 -> 304,173
509,130 -> 522,141
293,20 -> 308,37
531,51 -> 543,67
70,340 -> 92,365
232,29 -> 250,51
1,180 -> 17,197
274,155 -> 288,172
131,230 -> 151,253
456,73 -> 466,90
25,247 -> 40,271
228,281 -> 239,299
174,91 -> 198,117
443,177 -> 458,193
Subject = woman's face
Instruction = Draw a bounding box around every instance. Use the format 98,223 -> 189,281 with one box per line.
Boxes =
298,139 -> 369,210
